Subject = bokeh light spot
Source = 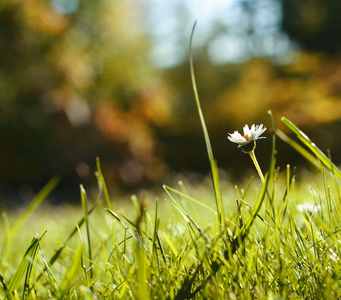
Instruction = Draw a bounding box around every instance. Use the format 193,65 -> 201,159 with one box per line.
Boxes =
50,0 -> 79,15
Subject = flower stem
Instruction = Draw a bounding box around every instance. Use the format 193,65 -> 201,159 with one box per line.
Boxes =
249,150 -> 265,183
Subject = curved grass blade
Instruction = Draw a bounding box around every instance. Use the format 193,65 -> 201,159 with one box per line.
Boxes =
281,117 -> 341,179
276,128 -> 321,171
189,21 -> 224,228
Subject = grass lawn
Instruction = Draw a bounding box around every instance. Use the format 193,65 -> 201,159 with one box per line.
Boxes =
1,113 -> 341,299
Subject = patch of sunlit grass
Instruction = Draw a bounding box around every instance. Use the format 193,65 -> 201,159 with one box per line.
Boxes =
1,158 -> 341,299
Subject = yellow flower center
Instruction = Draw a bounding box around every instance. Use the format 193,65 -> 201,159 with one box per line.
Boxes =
243,134 -> 249,141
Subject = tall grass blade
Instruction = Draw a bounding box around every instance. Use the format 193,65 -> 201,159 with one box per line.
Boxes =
268,110 -> 277,176
80,185 -> 93,284
281,117 -> 341,178
189,21 -> 224,228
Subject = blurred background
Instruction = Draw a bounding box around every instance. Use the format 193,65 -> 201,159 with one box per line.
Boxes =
1,0 -> 341,205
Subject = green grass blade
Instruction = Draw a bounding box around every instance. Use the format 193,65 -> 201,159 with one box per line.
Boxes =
22,231 -> 47,299
276,129 -> 321,170
0,270 -> 12,300
151,199 -> 158,257
163,185 -> 208,240
36,203 -> 98,283
151,200 -> 167,265
281,117 -> 341,178
268,110 -> 277,177
182,171 -> 270,299
163,185 -> 215,213
230,173 -> 269,252
105,209 -> 137,241
49,208 -> 96,263
189,21 -> 224,228
56,243 -> 83,299
37,243 -> 61,292
80,185 -> 93,284
161,231 -> 179,257
96,157 -> 111,209
11,177 -> 59,236
5,231 -> 47,299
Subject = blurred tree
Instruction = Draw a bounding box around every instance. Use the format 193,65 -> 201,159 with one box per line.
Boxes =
2,0 -> 341,207
0,0 -> 173,204
282,0 -> 341,53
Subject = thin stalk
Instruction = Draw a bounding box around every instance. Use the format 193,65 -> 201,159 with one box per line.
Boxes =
189,21 -> 224,229
80,185 -> 93,286
249,150 -> 265,183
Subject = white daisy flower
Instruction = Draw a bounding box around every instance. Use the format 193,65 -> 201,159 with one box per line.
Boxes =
227,124 -> 267,182
228,124 -> 266,151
